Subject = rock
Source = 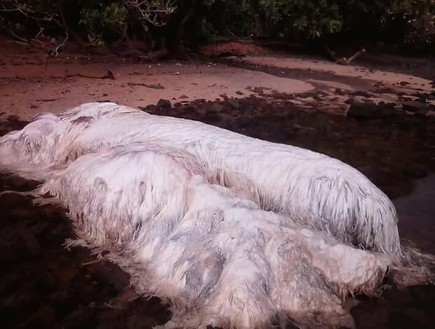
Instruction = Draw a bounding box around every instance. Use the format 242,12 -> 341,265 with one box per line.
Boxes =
210,103 -> 224,112
139,104 -> 158,112
352,90 -> 372,98
402,101 -> 429,113
146,84 -> 164,90
347,101 -> 379,119
334,88 -> 347,96
376,87 -> 396,94
347,101 -> 401,120
378,101 -> 396,109
228,98 -> 240,109
156,99 -> 171,108
253,87 -> 266,95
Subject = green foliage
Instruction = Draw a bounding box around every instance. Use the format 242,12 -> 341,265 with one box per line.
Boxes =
389,0 -> 435,45
282,1 -> 343,38
200,0 -> 434,45
0,0 -> 433,51
79,1 -> 128,44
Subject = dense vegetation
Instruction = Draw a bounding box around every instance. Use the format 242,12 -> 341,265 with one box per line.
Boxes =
0,0 -> 433,55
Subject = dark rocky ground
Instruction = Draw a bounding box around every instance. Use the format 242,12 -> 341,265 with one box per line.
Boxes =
1,97 -> 435,329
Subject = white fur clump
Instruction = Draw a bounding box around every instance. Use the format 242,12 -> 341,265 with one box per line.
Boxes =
0,102 -> 401,258
38,144 -> 391,329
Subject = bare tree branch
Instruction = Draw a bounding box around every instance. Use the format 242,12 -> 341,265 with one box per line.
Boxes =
123,0 -> 177,27
0,0 -> 68,56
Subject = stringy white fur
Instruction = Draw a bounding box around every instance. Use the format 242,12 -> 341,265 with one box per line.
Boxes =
37,144 -> 391,328
0,102 -> 401,258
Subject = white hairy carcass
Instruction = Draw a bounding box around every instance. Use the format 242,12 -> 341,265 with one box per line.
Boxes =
37,143 -> 391,328
0,102 -> 433,328
0,102 -> 401,258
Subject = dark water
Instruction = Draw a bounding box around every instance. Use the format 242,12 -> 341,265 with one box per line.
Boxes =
395,174 -> 435,254
1,98 -> 434,328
